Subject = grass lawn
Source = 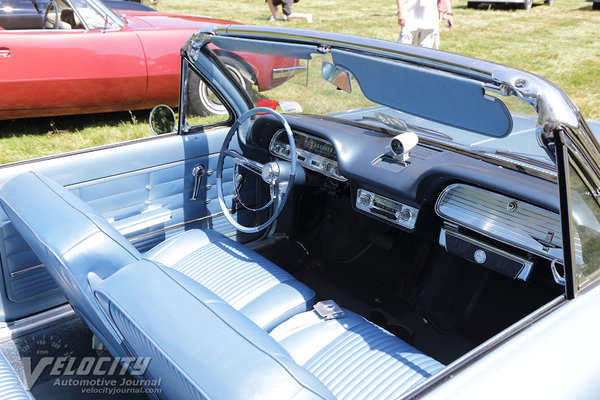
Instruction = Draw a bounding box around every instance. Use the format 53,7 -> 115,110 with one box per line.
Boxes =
1,0 -> 599,164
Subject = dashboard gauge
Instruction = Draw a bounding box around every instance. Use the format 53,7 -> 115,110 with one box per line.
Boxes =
269,130 -> 346,181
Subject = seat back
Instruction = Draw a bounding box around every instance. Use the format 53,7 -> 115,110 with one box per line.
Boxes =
93,259 -> 335,400
0,172 -> 142,355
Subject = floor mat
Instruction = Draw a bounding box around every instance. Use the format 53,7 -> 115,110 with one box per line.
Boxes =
1,317 -> 149,400
416,252 -> 490,332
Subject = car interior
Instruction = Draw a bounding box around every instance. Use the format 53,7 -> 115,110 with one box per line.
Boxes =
0,0 -> 115,30
0,29 -> 575,400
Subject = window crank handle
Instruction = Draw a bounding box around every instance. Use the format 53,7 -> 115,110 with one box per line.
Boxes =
191,164 -> 206,201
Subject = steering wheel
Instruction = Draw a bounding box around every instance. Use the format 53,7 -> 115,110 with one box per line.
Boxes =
216,107 -> 297,233
43,1 -> 60,29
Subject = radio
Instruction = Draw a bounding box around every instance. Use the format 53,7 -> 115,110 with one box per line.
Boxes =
355,189 -> 419,230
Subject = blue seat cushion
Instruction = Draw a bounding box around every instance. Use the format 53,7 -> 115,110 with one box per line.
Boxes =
0,351 -> 33,400
270,310 -> 445,400
93,259 -> 335,400
144,229 -> 315,331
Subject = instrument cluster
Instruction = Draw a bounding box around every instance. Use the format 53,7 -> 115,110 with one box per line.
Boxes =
269,129 -> 346,181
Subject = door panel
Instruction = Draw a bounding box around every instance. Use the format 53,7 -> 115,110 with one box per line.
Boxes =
0,221 -> 60,303
0,127 -> 242,322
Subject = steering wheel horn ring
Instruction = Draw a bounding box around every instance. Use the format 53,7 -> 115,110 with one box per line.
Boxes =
216,107 -> 297,233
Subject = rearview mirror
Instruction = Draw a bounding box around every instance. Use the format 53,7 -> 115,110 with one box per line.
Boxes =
149,105 -> 177,135
321,62 -> 352,94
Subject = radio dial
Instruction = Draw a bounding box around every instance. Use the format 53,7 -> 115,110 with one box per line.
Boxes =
359,194 -> 374,207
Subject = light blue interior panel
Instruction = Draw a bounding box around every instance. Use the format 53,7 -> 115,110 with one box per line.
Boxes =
0,127 -> 241,322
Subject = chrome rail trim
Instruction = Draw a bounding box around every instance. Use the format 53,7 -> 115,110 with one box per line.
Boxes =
10,264 -> 43,278
439,227 -> 534,280
114,208 -> 173,236
126,211 -> 227,242
435,183 -> 564,262
271,65 -> 308,80
0,304 -> 76,342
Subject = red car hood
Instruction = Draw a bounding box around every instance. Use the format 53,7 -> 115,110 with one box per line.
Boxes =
119,11 -> 240,30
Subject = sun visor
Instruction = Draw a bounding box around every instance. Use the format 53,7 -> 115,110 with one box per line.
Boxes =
332,50 -> 513,137
210,36 -> 316,60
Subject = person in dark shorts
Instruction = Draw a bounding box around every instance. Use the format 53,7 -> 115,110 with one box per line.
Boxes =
267,0 -> 312,22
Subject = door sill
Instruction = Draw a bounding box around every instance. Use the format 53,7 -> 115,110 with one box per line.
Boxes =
0,304 -> 76,343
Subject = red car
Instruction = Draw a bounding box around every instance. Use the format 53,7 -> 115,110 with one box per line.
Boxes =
0,0 -> 301,119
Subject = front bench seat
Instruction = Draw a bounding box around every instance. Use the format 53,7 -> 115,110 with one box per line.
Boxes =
93,259 -> 445,399
270,311 -> 445,399
0,171 -> 314,350
145,229 -> 314,331
92,260 -> 336,400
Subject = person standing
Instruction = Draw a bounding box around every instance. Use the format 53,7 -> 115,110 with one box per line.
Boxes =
397,0 -> 454,49
266,0 -> 313,23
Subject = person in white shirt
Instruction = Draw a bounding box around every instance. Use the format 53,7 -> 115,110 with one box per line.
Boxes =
397,0 -> 454,49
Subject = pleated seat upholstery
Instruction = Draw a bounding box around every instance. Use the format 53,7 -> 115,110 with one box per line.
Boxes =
92,259 -> 336,400
1,171 -> 444,400
145,229 -> 315,331
0,172 -> 314,345
271,310 -> 445,400
0,351 -> 32,400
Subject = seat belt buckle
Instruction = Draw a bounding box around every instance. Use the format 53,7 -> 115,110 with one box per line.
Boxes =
314,300 -> 345,320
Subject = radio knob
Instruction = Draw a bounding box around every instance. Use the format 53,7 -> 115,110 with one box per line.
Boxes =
359,194 -> 373,207
399,209 -> 413,221
325,163 -> 333,171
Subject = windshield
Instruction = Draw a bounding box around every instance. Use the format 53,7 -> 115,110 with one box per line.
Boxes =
200,41 -> 552,172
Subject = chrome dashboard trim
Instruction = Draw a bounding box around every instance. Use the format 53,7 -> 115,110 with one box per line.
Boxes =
435,183 -> 563,262
356,188 -> 419,230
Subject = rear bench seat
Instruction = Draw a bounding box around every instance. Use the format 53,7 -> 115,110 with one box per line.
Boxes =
94,259 -> 444,400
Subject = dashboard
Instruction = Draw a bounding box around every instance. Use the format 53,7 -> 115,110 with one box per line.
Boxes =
269,129 -> 346,181
254,113 -> 562,283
